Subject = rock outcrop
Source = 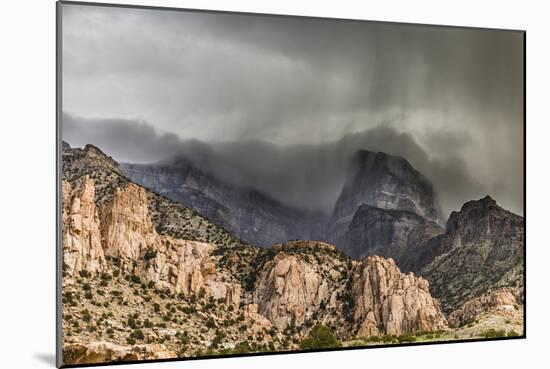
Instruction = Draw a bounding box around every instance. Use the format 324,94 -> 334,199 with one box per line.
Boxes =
122,159 -> 325,248
420,196 -> 524,313
447,287 -> 522,328
101,183 -> 157,264
342,205 -> 443,273
328,151 -> 443,247
352,256 -> 448,336
61,143 -> 524,365
62,173 -> 241,307
63,341 -> 177,365
252,241 -> 447,336
62,177 -> 107,276
253,252 -> 328,329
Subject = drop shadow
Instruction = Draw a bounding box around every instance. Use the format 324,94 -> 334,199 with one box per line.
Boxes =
34,353 -> 56,367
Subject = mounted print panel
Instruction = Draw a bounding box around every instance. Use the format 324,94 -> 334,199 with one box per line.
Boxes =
57,1 -> 525,367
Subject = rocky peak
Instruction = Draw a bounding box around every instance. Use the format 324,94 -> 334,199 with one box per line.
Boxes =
253,251 -> 328,330
421,196 -> 524,313
327,150 -> 443,251
444,195 -> 523,246
352,255 -> 448,336
63,143 -> 122,181
334,150 -> 442,224
252,240 -> 448,336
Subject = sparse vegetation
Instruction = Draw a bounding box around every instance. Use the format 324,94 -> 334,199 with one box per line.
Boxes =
299,325 -> 341,350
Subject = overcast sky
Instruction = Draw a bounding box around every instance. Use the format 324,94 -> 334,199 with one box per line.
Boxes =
61,3 -> 524,218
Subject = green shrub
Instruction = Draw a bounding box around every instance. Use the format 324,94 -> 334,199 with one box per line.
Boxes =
81,309 -> 92,323
79,270 -> 91,278
481,329 -> 507,338
131,329 -> 145,340
206,318 -> 216,329
144,248 -> 157,260
127,316 -> 138,329
299,324 -> 341,350
232,341 -> 252,354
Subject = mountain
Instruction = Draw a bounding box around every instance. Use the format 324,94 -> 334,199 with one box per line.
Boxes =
61,143 -> 455,366
327,150 -> 443,247
121,158 -> 324,247
420,196 -> 524,314
121,150 -> 445,268
341,205 -> 444,273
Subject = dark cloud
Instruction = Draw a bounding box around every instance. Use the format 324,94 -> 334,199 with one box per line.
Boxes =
61,4 -> 524,218
63,114 -> 519,218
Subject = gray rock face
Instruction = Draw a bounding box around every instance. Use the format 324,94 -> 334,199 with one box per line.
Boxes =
122,158 -> 324,247
121,149 -> 444,270
420,196 -> 524,313
328,151 -> 443,246
342,205 -> 443,273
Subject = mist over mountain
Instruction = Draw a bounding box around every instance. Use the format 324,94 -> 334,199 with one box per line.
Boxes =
63,113 -> 522,219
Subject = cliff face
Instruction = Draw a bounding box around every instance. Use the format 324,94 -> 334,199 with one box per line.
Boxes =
329,151 -> 443,243
62,177 -> 107,276
342,205 -> 443,273
122,160 -> 324,247
446,287 -> 523,328
61,142 -> 523,366
62,144 -> 448,348
252,241 -> 448,336
351,256 -> 448,336
63,175 -> 241,307
421,196 -> 524,313
121,150 -> 445,270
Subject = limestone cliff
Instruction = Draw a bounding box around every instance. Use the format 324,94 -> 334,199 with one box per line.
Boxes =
252,241 -> 448,336
63,176 -> 241,307
62,177 -> 107,276
61,143 -> 520,367
351,256 -> 448,336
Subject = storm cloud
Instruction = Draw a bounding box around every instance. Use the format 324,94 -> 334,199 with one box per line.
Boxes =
61,4 -> 524,218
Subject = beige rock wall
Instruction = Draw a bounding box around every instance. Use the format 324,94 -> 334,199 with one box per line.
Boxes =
447,287 -> 522,327
352,256 -> 448,336
62,178 -> 241,307
62,177 -> 107,276
63,341 -> 177,365
253,253 -> 327,329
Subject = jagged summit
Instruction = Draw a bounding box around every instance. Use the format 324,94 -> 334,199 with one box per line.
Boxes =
327,150 -> 444,253
337,150 -> 442,223
445,195 -> 520,236
63,143 -> 122,178
421,195 -> 524,313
